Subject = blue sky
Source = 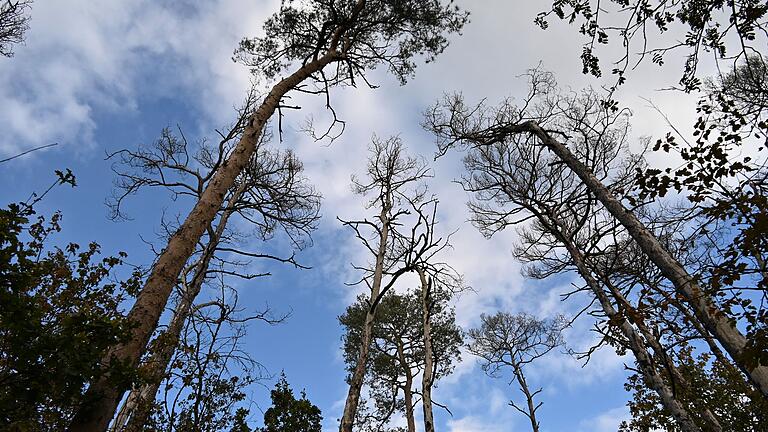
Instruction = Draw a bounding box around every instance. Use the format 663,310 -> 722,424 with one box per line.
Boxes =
0,1 -> 712,431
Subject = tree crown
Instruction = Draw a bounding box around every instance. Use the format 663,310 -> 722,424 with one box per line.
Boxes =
235,0 -> 469,85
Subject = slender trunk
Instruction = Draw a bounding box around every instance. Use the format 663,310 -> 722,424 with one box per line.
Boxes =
67,52 -> 340,432
518,120 -> 768,396
341,311 -> 375,431
417,268 -> 436,432
512,366 -> 539,432
598,275 -> 722,431
112,183 -> 247,431
402,383 -> 415,432
538,212 -> 702,432
396,339 -> 416,432
636,271 -> 738,377
340,204 -> 390,432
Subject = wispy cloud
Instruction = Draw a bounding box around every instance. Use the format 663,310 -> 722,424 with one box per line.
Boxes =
0,0 -> 278,156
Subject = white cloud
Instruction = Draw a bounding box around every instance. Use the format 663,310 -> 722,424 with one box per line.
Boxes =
578,406 -> 630,432
489,386 -> 510,415
447,415 -> 511,432
0,0 -> 280,156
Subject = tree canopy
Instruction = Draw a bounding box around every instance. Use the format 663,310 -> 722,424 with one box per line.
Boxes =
258,373 -> 322,432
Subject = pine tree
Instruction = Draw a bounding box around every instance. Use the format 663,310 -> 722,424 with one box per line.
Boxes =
258,373 -> 322,432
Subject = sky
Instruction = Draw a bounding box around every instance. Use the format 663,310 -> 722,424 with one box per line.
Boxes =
0,1 -> 715,431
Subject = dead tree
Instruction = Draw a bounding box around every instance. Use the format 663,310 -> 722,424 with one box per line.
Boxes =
417,268 -> 436,432
104,111 -> 317,431
426,71 -> 726,431
380,182 -> 466,432
415,259 -> 465,432
69,3 -> 467,429
338,136 -> 457,432
526,211 -> 716,432
467,312 -> 565,432
151,279 -> 270,431
513,173 -> 726,431
426,68 -> 768,399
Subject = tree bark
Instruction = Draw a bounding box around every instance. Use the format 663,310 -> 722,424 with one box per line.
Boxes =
111,183 -> 247,431
538,211 -> 703,432
417,268 -> 436,432
512,366 -> 540,432
515,120 -> 768,397
598,274 -> 722,431
340,203 -> 390,432
68,51 -> 341,432
396,339 -> 416,432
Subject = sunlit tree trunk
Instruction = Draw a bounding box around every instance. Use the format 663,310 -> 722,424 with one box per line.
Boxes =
66,47 -> 343,432
417,268 -> 436,432
111,183 -> 247,431
340,203 -> 391,432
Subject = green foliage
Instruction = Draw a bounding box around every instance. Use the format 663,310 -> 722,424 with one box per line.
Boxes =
339,288 -> 462,426
634,58 -> 768,370
537,0 -> 768,90
258,373 -> 322,432
146,371 -> 254,432
235,0 -> 469,84
620,343 -> 768,431
0,202 -> 139,430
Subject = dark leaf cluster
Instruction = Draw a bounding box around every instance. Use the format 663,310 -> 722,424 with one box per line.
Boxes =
0,203 -> 139,430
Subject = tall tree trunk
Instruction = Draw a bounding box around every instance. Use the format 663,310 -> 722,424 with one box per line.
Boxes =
512,366 -> 540,432
515,120 -> 768,396
111,183 -> 247,431
396,339 -> 416,432
68,51 -> 342,432
417,268 -> 436,432
537,211 -> 703,432
340,204 -> 391,432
